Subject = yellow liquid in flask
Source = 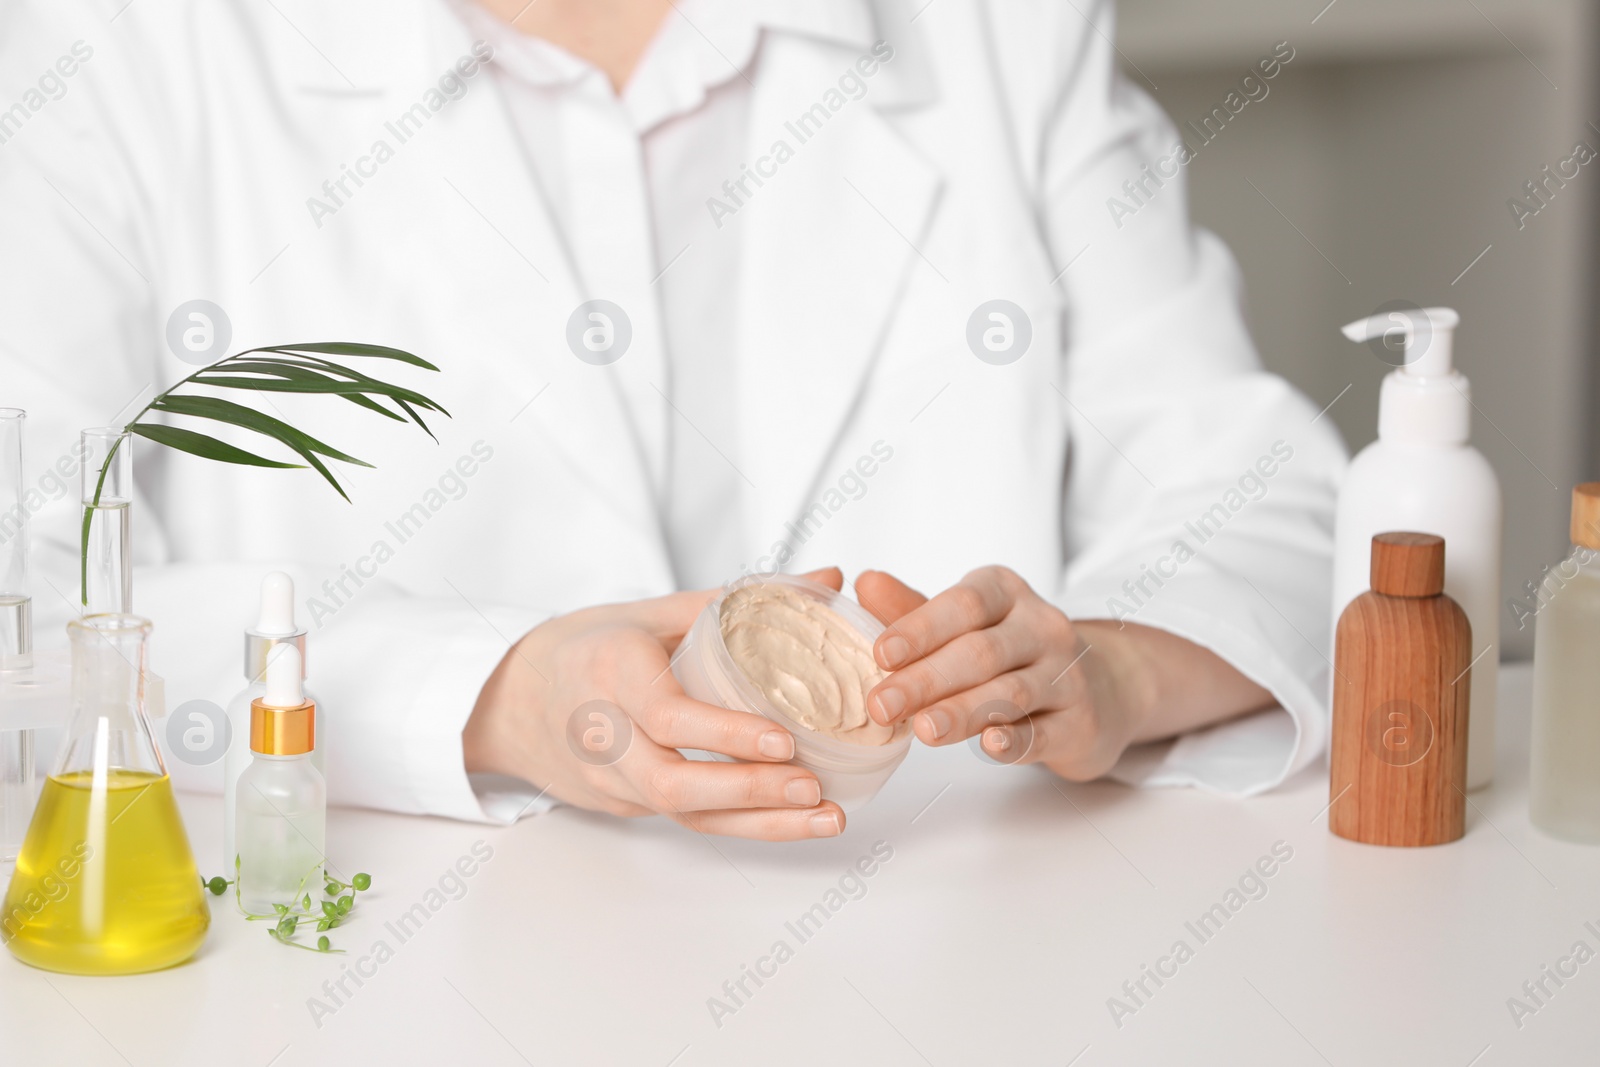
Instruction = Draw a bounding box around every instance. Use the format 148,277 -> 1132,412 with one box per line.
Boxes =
2,770 -> 210,974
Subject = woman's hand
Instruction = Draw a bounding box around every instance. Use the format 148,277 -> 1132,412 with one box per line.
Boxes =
857,567 -> 1275,779
462,570 -> 851,840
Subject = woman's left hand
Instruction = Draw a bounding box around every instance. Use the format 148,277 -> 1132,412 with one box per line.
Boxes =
856,567 -> 1276,779
856,567 -> 1152,779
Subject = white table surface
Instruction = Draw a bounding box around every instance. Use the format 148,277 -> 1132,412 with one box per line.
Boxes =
2,662 -> 1596,1067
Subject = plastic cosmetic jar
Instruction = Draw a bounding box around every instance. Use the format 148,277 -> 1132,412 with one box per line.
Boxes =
672,575 -> 912,813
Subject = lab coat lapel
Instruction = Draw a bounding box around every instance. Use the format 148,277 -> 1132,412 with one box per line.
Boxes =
399,4 -> 673,572
738,31 -> 942,537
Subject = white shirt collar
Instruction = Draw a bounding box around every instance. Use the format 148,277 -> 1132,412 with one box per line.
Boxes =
455,0 -> 877,131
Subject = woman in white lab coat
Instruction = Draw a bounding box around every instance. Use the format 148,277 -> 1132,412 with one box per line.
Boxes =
0,0 -> 1344,839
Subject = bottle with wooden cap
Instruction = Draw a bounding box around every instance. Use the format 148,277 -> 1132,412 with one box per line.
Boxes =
1333,308 -> 1501,791
1329,532 -> 1471,846
236,644 -> 325,912
1529,484 -> 1600,843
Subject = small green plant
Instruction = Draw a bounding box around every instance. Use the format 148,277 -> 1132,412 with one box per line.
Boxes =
82,342 -> 446,603
203,866 -> 374,954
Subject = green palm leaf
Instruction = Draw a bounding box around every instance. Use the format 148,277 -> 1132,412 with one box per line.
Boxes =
339,390 -> 409,423
264,354 -> 450,413
127,424 -> 305,469
80,340 -> 447,604
190,370 -> 445,413
149,394 -> 375,502
217,355 -> 450,438
262,342 -> 440,372
149,395 -> 372,467
390,398 -> 434,441
197,358 -> 414,423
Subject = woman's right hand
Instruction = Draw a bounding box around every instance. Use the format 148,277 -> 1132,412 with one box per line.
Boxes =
461,571 -> 847,840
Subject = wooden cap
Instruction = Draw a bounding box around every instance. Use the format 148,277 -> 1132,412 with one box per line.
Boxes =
1572,483 -> 1600,550
1370,532 -> 1445,597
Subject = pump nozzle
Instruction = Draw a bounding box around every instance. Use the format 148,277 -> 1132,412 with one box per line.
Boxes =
263,644 -> 304,708
1343,304 -> 1470,444
1341,306 -> 1459,378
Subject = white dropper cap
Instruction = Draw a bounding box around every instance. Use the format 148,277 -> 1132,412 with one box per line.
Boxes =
257,571 -> 296,635
1341,306 -> 1469,445
264,644 -> 305,708
244,571 -> 307,682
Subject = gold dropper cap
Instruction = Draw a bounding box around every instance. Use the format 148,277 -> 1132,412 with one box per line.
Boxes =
1570,483 -> 1600,550
250,643 -> 314,755
250,697 -> 315,755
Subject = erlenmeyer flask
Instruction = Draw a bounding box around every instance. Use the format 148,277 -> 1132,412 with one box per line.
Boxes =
2,614 -> 209,974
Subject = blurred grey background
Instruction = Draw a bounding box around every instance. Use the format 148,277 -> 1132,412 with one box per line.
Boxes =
1118,0 -> 1598,658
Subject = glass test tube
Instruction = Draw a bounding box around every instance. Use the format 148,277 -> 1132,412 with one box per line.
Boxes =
1,408 -> 35,863
81,427 -> 132,615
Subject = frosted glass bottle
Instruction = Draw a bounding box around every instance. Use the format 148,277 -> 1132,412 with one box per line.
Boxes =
1529,484 -> 1600,843
223,572 -> 324,875
236,646 -> 325,911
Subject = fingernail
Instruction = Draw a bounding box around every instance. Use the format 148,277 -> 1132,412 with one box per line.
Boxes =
786,778 -> 822,806
985,727 -> 1011,751
922,708 -> 951,741
810,810 -> 843,837
879,634 -> 910,669
759,731 -> 795,760
872,687 -> 905,723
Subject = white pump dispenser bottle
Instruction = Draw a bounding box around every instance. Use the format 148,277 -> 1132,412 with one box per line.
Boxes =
1332,307 -> 1502,788
224,572 -> 324,872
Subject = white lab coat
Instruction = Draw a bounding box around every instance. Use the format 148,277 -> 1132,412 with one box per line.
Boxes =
0,0 -> 1346,820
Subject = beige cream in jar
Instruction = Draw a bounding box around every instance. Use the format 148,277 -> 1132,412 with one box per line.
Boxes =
718,583 -> 903,747
673,576 -> 912,812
